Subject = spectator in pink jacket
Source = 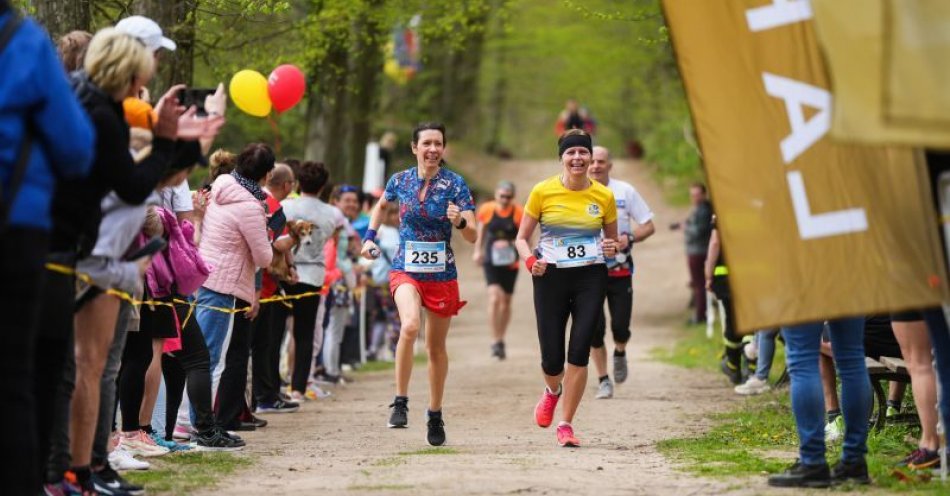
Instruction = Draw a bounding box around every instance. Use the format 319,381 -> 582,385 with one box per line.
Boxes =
195,143 -> 274,432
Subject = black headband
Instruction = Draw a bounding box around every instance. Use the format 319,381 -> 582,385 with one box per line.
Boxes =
558,133 -> 593,157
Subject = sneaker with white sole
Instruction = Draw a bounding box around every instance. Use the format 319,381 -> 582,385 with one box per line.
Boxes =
825,415 -> 844,444
149,431 -> 192,452
118,431 -> 169,457
595,378 -> 614,399
734,376 -> 771,395
172,424 -> 195,441
306,384 -> 333,400
108,447 -> 150,471
256,399 -> 301,414
195,427 -> 245,452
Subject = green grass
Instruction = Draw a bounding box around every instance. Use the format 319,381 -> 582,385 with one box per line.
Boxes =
122,452 -> 251,494
654,323 -> 948,493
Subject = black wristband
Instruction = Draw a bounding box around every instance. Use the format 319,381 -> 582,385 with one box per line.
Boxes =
454,217 -> 468,230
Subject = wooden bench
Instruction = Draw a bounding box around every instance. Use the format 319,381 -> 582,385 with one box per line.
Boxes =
866,356 -> 915,431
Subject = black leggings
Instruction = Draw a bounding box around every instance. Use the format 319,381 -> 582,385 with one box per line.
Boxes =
533,264 -> 608,376
285,283 -> 321,393
117,330 -> 153,431
252,301 -> 288,405
162,301 -> 216,437
592,276 -> 633,348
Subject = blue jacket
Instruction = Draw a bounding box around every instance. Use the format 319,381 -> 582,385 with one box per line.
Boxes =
0,12 -> 95,230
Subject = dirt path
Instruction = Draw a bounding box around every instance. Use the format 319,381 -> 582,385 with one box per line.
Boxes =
202,158 -> 759,495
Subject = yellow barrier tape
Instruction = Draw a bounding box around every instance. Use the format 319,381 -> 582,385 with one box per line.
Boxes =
46,263 -> 320,314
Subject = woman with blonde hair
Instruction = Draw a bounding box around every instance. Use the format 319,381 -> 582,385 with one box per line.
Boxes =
45,26 -> 219,494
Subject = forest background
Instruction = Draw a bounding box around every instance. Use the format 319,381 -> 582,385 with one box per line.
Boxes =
20,0 -> 700,200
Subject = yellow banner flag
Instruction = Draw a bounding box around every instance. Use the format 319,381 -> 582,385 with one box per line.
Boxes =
662,0 -> 948,331
811,0 -> 950,147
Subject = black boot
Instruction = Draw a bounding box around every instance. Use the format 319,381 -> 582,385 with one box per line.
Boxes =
831,458 -> 870,485
767,460 -> 830,488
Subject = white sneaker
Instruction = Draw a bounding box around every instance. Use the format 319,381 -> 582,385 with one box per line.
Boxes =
595,379 -> 614,399
825,416 -> 844,443
108,447 -> 150,471
734,376 -> 770,395
118,431 -> 170,457
306,384 -> 333,399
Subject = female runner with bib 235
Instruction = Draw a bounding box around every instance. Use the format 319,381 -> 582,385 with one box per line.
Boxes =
515,129 -> 618,447
361,123 -> 476,446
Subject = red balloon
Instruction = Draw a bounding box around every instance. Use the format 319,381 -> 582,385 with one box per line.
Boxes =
267,64 -> 306,113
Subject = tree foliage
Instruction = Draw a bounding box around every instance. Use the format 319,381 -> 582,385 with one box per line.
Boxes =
25,0 -> 700,188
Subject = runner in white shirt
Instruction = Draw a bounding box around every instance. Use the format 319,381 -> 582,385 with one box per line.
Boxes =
587,146 -> 655,399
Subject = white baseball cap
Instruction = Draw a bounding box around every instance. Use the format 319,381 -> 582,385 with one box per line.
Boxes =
115,16 -> 176,52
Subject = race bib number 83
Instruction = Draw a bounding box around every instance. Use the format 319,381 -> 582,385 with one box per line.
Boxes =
405,241 -> 446,273
553,236 -> 598,268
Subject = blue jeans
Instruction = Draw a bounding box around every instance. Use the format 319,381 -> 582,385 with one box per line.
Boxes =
782,318 -> 869,465
754,328 -> 779,381
922,308 -> 950,444
193,288 -> 236,424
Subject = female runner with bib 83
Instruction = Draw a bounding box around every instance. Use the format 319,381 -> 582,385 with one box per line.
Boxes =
515,129 -> 618,447
361,122 -> 476,446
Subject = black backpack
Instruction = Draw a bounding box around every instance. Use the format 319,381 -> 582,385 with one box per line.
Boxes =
0,12 -> 32,232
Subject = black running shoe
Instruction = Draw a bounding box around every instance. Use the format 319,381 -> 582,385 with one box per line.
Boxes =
426,414 -> 446,446
497,341 -> 506,360
196,427 -> 246,451
831,458 -> 871,485
388,396 -> 409,428
250,415 -> 268,428
89,470 -> 133,496
95,467 -> 144,496
768,460 -> 830,488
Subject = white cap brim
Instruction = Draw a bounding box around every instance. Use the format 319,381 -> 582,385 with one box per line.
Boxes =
160,37 -> 177,51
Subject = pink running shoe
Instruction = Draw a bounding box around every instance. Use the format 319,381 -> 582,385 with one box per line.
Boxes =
556,422 -> 580,447
534,387 -> 560,428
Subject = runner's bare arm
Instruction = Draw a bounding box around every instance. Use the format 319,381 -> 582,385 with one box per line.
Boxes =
602,220 -> 618,258
631,219 -> 656,244
516,214 -> 546,276
447,201 -> 477,243
361,195 -> 389,259
472,216 -> 486,263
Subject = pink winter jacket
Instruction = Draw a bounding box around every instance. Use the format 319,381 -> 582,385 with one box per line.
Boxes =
199,174 -> 273,303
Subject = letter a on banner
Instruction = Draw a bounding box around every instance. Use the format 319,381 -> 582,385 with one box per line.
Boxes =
661,0 -> 947,331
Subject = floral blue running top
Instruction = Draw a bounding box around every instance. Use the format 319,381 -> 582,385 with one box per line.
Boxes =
384,166 -> 475,281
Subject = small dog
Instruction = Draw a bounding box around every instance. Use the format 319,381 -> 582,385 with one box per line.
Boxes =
268,219 -> 314,282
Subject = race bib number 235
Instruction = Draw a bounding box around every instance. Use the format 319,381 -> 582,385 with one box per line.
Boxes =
405,241 -> 446,273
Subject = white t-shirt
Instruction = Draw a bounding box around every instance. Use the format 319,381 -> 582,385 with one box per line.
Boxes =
608,178 -> 654,237
156,179 -> 194,213
280,196 -> 344,287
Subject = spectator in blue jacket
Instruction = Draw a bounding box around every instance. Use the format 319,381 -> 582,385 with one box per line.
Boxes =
0,3 -> 95,494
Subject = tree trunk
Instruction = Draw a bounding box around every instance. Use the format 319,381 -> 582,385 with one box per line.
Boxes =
484,30 -> 507,154
346,0 -> 386,188
33,0 -> 91,39
305,34 -> 349,183
133,0 -> 196,96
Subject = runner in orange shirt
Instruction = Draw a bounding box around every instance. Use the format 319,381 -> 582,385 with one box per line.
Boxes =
473,181 -> 523,360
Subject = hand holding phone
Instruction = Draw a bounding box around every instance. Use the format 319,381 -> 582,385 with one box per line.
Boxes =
177,88 -> 217,117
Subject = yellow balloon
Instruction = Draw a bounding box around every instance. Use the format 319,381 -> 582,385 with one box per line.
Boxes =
229,70 -> 271,117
